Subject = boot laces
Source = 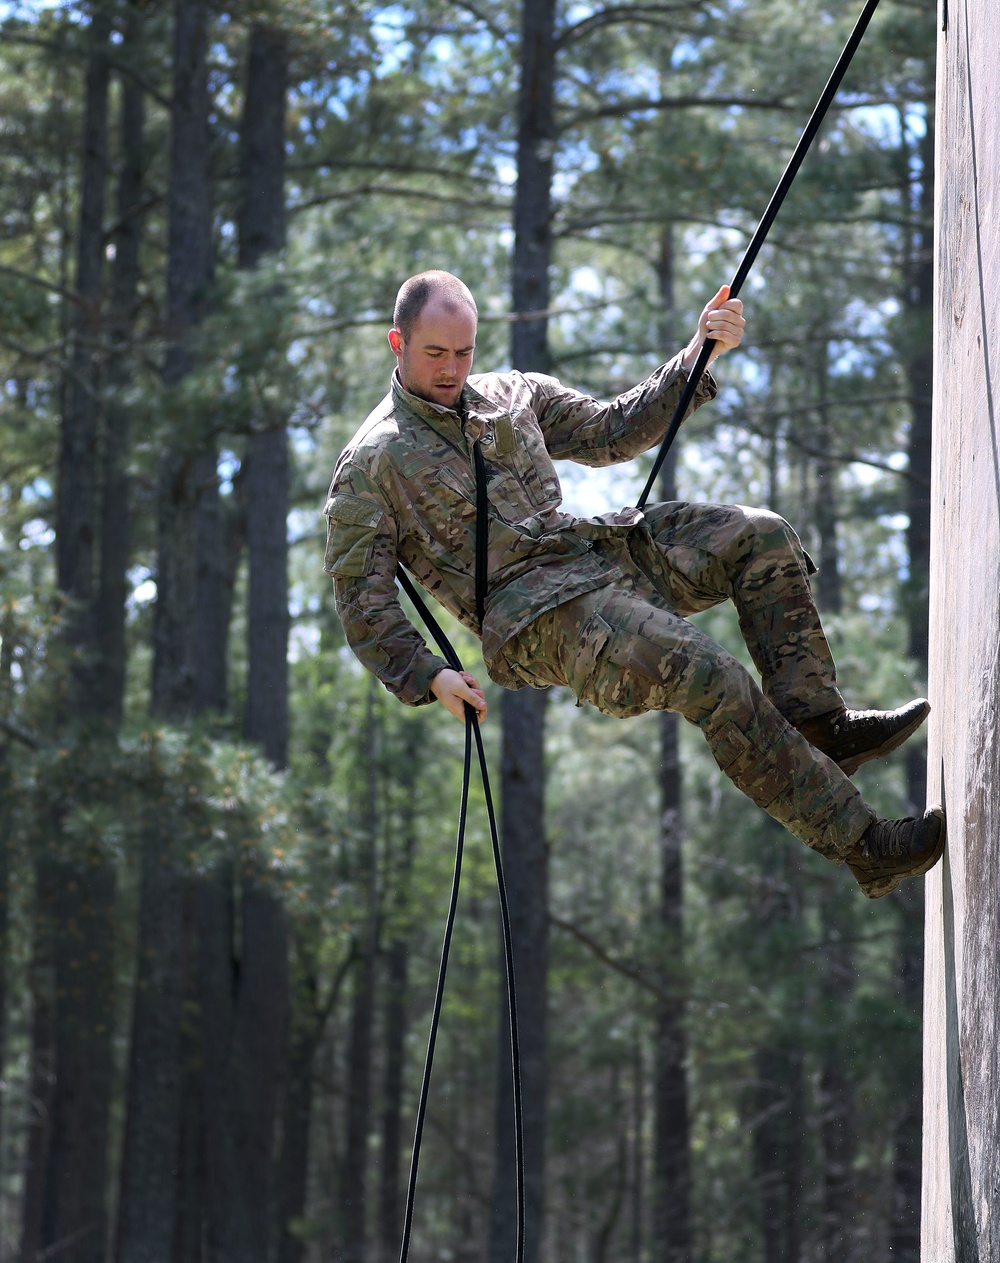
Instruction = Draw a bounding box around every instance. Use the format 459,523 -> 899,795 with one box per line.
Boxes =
864,817 -> 915,862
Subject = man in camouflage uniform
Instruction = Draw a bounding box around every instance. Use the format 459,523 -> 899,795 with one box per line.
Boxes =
324,270 -> 944,898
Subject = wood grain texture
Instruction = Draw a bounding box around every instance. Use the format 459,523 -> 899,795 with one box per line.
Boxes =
922,0 -> 1000,1258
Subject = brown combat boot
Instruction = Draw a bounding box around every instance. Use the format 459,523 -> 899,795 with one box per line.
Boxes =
845,806 -> 945,899
796,698 -> 930,776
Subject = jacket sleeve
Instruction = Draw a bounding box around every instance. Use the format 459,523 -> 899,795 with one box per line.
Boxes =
527,351 -> 718,466
324,463 -> 450,706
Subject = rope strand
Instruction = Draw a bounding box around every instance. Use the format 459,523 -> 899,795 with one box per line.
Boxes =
635,0 -> 883,510
395,568 -> 524,1263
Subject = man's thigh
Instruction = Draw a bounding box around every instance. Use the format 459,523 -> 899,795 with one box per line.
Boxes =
625,500 -> 812,616
506,579 -> 745,721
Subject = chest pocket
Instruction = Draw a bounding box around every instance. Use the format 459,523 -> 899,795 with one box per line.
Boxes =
484,411 -> 561,525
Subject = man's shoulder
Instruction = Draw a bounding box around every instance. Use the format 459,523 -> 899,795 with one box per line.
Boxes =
337,393 -> 418,476
467,368 -> 566,411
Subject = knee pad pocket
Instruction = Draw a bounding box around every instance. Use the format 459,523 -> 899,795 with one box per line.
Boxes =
711,720 -> 788,810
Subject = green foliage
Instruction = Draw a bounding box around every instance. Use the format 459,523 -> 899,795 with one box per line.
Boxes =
0,0 -> 937,1256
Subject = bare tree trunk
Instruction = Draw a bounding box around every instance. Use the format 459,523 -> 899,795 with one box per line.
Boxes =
274,935 -> 343,1263
93,1 -> 144,725
42,844 -> 116,1263
818,900 -> 859,1263
198,862 -> 289,1263
42,10 -> 118,1259
489,2 -> 557,1256
152,0 -> 214,722
751,844 -> 804,1263
377,723 -> 422,1263
19,882 -> 56,1263
813,347 -> 842,616
239,23 -> 290,768
341,686 -> 380,1263
649,223 -> 693,1263
490,688 -> 549,1263
117,753 -> 188,1263
510,0 -> 555,374
171,895 -> 204,1263
122,3 -> 214,1256
55,0 -> 110,702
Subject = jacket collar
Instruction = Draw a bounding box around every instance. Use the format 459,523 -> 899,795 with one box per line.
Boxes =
390,370 -> 494,443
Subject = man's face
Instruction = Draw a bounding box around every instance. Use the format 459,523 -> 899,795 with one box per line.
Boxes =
388,296 -> 477,410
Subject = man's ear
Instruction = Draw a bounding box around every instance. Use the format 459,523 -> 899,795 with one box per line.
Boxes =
388,327 -> 403,355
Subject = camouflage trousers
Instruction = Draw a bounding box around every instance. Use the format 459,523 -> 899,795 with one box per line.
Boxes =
502,502 -> 875,860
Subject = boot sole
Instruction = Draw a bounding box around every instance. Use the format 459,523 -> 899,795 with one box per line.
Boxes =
836,700 -> 931,777
852,805 -> 946,899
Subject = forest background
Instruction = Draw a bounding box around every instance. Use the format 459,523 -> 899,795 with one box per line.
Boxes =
0,0 -> 936,1260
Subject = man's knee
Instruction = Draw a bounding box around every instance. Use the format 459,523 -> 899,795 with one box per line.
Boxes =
732,503 -> 814,576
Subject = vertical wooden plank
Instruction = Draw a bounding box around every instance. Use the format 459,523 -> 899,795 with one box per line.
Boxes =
923,0 -> 1000,1257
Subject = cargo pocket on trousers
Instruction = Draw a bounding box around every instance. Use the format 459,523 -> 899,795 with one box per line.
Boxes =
568,611 -> 612,708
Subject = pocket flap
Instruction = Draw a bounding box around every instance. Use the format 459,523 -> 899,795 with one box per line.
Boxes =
323,493 -> 385,577
324,492 -> 383,529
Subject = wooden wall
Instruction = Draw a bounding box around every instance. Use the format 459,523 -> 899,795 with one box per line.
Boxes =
922,0 -> 1000,1257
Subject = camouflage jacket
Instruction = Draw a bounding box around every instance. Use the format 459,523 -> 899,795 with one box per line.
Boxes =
323,356 -> 717,704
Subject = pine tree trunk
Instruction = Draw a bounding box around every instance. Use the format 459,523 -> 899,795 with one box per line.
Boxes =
240,23 -> 289,768
42,849 -> 116,1263
191,455 -> 232,715
117,755 -> 187,1263
152,0 -> 213,721
490,688 -> 549,1263
818,904 -> 858,1263
649,225 -> 693,1263
489,2 -> 557,1255
378,936 -> 407,1263
120,4 -> 214,1255
55,0 -> 110,698
341,687 -> 380,1263
171,896 -> 204,1263
19,885 -> 56,1263
274,952 -> 324,1263
41,10 -> 118,1259
652,699 -> 691,1263
813,352 -> 842,616
198,861 -> 289,1263
751,844 -> 803,1263
93,3 -> 143,725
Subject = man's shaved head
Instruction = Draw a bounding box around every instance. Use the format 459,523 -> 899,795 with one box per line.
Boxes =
392,270 -> 478,339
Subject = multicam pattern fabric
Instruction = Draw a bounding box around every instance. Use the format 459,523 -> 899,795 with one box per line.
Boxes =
501,503 -> 876,857
324,354 -> 717,705
325,359 -> 876,858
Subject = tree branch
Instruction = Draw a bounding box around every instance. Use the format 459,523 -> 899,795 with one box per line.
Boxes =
288,183 -> 508,217
550,912 -> 672,1003
558,1 -> 710,48
0,714 -> 44,750
562,92 -> 795,130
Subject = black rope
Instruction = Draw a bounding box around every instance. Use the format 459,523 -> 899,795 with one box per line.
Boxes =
395,566 -> 524,1263
635,0 -> 883,511
474,439 -> 489,629
389,5 -> 884,1248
